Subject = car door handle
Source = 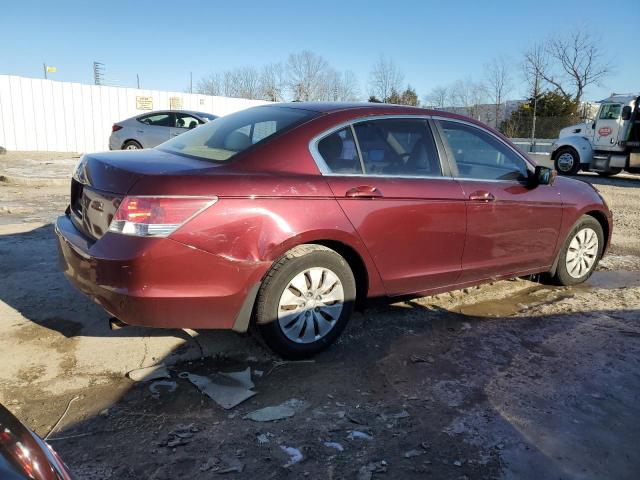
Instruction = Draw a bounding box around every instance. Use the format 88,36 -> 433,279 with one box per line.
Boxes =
345,185 -> 383,198
469,190 -> 495,202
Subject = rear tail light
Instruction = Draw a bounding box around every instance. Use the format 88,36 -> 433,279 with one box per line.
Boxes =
112,124 -> 123,132
109,196 -> 217,237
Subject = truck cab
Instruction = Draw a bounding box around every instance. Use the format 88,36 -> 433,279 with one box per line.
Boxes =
550,93 -> 640,176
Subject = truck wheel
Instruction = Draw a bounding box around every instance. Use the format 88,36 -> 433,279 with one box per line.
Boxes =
554,147 -> 581,175
551,216 -> 603,286
597,168 -> 622,177
256,244 -> 356,359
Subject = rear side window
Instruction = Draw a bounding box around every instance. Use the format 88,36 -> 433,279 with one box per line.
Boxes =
354,119 -> 440,176
159,106 -> 318,162
316,119 -> 441,177
317,127 -> 362,174
439,120 -> 528,181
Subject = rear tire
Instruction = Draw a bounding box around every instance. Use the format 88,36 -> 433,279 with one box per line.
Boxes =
597,168 -> 622,177
551,216 -> 604,286
256,244 -> 356,359
122,140 -> 142,150
554,147 -> 581,175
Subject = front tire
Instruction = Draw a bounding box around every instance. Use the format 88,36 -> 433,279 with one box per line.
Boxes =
554,147 -> 581,175
256,244 -> 356,359
552,216 -> 603,286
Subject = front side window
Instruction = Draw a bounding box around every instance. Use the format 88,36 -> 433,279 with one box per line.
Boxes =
159,106 -> 318,162
139,113 -> 173,127
599,104 -> 622,120
439,120 -> 529,181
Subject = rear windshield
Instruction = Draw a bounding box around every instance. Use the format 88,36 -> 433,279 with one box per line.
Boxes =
158,106 -> 318,162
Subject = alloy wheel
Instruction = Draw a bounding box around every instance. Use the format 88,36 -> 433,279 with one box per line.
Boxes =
277,267 -> 344,344
566,227 -> 599,279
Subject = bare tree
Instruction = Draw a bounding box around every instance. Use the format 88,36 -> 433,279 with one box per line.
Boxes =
196,73 -> 222,96
423,86 -> 450,109
369,55 -> 404,102
286,50 -> 330,101
230,66 -> 261,99
260,62 -> 286,102
523,42 -> 547,99
451,78 -> 487,120
545,28 -> 611,103
322,69 -> 360,101
484,56 -> 513,128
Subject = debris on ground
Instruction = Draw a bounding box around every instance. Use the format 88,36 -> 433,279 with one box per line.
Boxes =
179,368 -> 256,409
216,457 -> 245,474
323,441 -> 344,452
127,364 -> 170,381
358,460 -> 388,480
149,380 -> 177,396
160,424 -> 199,448
347,430 -> 374,441
244,398 -> 307,422
403,449 -> 422,458
256,433 -> 270,444
280,445 -> 303,467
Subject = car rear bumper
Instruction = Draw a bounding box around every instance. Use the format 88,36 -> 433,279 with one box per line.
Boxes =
55,214 -> 264,330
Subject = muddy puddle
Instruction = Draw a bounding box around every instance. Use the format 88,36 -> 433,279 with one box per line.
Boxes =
457,269 -> 640,318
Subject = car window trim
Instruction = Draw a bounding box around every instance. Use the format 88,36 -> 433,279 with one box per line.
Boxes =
309,115 -> 450,180
432,116 -> 534,183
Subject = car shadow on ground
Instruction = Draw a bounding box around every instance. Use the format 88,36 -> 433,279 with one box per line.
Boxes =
575,172 -> 640,189
36,302 -> 640,480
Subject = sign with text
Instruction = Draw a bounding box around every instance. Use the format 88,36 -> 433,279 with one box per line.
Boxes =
170,97 -> 183,109
136,96 -> 153,110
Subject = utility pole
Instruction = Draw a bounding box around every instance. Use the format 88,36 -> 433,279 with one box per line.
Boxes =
93,61 -> 105,85
190,72 -> 193,94
43,63 -> 47,80
530,72 -> 539,153
136,74 -> 140,89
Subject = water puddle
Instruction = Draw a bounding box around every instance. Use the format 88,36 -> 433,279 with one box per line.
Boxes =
585,270 -> 640,289
457,286 -> 566,317
457,270 -> 640,318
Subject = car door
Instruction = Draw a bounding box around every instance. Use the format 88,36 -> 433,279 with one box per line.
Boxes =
435,118 -> 563,282
137,112 -> 174,147
312,117 -> 467,297
592,103 -> 622,150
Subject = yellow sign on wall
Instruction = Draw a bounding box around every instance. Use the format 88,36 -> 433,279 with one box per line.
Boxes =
136,96 -> 153,110
169,97 -> 183,109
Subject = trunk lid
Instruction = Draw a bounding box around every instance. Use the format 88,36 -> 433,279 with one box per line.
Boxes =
70,149 -> 220,240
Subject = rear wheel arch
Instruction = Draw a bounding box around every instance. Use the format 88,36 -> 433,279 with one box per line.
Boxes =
261,239 -> 369,310
122,139 -> 142,150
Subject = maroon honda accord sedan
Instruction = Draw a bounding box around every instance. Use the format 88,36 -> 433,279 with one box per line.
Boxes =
56,103 -> 612,357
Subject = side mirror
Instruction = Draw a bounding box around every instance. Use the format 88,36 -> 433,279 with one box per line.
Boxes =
592,122 -> 596,129
528,166 -> 557,187
622,105 -> 632,121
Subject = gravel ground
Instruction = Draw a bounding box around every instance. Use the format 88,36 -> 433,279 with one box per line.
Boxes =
1,152 -> 639,479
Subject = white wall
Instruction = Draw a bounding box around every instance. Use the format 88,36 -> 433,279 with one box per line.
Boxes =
0,75 -> 270,153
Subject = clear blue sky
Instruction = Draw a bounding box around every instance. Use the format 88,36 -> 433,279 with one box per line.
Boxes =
2,0 -> 638,101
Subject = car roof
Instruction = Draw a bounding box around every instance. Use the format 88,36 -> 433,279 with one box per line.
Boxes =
260,101 -> 485,124
135,110 -> 216,118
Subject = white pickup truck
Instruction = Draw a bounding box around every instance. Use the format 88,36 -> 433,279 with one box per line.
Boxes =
550,93 -> 640,176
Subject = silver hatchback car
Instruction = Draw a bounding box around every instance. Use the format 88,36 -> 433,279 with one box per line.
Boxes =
109,110 -> 218,150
